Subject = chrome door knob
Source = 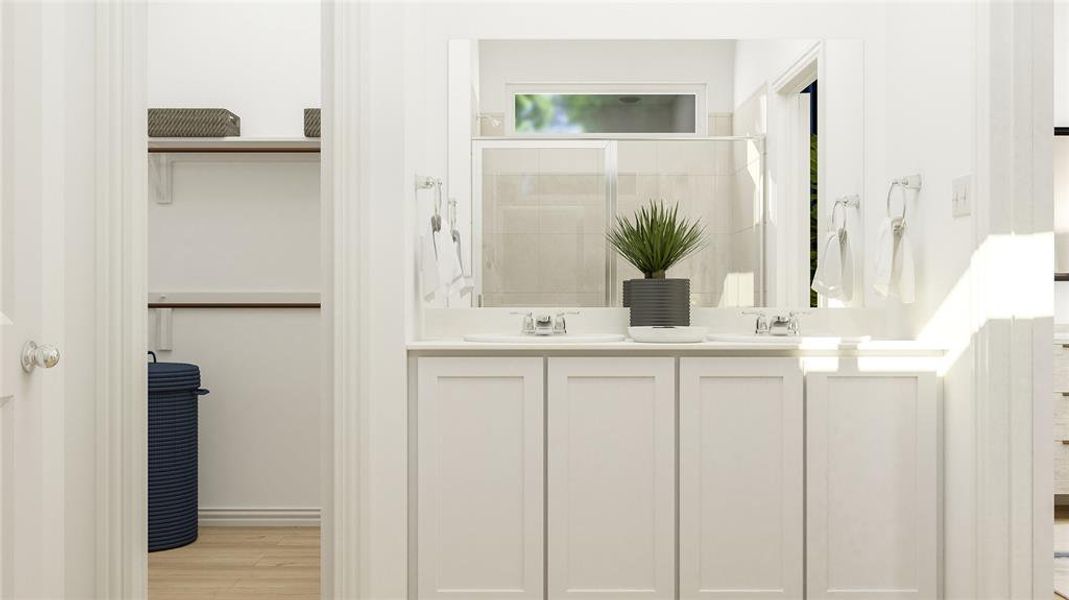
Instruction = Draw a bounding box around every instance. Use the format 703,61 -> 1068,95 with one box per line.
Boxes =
21,341 -> 60,373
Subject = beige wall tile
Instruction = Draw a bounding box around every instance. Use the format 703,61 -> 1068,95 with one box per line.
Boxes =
539,148 -> 602,174
482,233 -> 540,293
540,203 -> 606,235
537,174 -> 603,196
478,112 -> 505,137
483,148 -> 539,174
537,234 -> 605,294
617,141 -> 659,173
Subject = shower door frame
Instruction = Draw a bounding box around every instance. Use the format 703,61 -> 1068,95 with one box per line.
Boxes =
471,136 -> 766,308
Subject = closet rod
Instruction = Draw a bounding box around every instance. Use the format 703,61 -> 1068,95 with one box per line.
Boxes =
148,292 -> 321,309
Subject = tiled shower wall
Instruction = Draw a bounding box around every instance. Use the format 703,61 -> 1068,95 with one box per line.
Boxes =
615,137 -> 760,308
479,130 -> 763,308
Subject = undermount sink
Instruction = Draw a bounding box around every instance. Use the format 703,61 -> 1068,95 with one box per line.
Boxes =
463,333 -> 626,344
706,333 -> 871,345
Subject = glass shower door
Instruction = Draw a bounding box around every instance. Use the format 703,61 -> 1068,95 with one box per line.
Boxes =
473,141 -> 611,307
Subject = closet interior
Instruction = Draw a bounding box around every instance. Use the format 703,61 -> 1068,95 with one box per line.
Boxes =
144,3 -> 322,599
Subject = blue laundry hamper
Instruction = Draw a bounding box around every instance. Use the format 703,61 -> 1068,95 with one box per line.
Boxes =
148,352 -> 209,552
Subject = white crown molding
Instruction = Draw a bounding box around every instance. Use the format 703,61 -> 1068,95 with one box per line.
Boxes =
95,1 -> 148,598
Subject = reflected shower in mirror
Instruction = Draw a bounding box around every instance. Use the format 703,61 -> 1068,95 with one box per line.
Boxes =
435,38 -> 864,309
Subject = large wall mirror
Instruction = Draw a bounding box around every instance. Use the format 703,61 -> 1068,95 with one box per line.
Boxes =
432,39 -> 864,309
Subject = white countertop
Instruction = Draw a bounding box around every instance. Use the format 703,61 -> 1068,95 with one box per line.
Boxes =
407,338 -> 946,356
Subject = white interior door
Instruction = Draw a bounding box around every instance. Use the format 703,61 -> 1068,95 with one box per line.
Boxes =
0,3 -> 75,597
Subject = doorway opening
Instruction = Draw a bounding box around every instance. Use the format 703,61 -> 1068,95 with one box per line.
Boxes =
143,3 -> 323,598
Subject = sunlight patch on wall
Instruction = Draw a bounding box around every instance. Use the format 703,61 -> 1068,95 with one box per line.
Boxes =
917,232 -> 1053,373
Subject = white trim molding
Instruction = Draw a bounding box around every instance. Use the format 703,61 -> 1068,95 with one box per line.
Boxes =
970,1 -> 1053,597
322,1 -> 372,598
198,508 -> 322,528
95,1 -> 148,598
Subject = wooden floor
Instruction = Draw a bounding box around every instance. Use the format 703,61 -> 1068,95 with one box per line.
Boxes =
149,526 -> 319,600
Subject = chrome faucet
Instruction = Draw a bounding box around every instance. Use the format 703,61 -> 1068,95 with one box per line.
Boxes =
744,310 -> 807,336
533,314 -> 554,335
552,311 -> 579,335
743,310 -> 769,335
512,311 -> 536,335
512,311 -> 579,336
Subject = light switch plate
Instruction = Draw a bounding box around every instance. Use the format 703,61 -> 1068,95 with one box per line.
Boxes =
952,174 -> 972,218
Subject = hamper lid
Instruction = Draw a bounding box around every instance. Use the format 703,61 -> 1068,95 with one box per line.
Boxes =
148,361 -> 205,394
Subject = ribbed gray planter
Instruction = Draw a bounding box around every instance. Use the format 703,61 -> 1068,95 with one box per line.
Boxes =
622,278 -> 690,326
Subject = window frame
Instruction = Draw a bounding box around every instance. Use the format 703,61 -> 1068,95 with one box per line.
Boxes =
504,82 -> 708,138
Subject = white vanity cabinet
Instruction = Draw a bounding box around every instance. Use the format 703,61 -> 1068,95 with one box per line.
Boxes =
416,357 -> 544,599
805,371 -> 939,599
546,357 -> 676,599
412,350 -> 941,600
678,358 -> 804,599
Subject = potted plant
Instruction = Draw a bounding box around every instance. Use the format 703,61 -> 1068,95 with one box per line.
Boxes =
608,200 -> 706,326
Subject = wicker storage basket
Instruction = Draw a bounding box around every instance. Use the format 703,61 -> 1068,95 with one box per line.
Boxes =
304,108 -> 321,138
148,108 -> 240,137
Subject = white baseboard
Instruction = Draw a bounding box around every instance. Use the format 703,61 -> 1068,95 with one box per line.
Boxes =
198,507 -> 321,527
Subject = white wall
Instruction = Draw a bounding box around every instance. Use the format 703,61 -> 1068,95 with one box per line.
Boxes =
147,0 -> 320,137
1056,1 -> 1068,127
147,159 -> 321,520
731,39 -> 816,108
477,39 -> 737,116
147,1 -> 322,520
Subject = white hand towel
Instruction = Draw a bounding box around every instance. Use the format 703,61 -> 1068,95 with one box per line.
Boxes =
873,217 -> 895,297
893,222 -> 915,304
840,232 -> 854,303
815,228 -> 854,303
812,229 -> 844,298
436,219 -> 464,295
872,217 -> 915,303
420,232 -> 440,301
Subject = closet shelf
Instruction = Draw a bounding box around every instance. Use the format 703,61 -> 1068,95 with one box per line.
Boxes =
148,137 -> 320,153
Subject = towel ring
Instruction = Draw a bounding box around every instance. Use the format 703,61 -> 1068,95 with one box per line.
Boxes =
885,174 -> 921,222
416,175 -> 444,232
830,194 -> 859,231
886,181 -> 907,222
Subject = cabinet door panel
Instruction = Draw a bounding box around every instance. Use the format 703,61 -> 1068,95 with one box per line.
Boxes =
547,357 -> 675,599
417,357 -> 544,599
679,358 -> 803,599
806,371 -> 938,599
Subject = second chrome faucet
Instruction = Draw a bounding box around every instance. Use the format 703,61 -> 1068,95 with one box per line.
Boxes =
742,310 -> 807,336
513,311 -> 579,336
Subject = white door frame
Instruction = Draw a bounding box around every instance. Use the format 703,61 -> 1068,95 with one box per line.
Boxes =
93,1 -> 366,598
770,42 -> 821,310
95,2 -> 148,597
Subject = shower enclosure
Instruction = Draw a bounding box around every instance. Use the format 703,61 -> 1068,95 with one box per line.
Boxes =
472,137 -> 765,308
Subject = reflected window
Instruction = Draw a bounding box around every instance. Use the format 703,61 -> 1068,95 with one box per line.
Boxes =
513,93 -> 698,135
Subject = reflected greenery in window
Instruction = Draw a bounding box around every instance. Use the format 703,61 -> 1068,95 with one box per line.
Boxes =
514,94 -> 696,134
